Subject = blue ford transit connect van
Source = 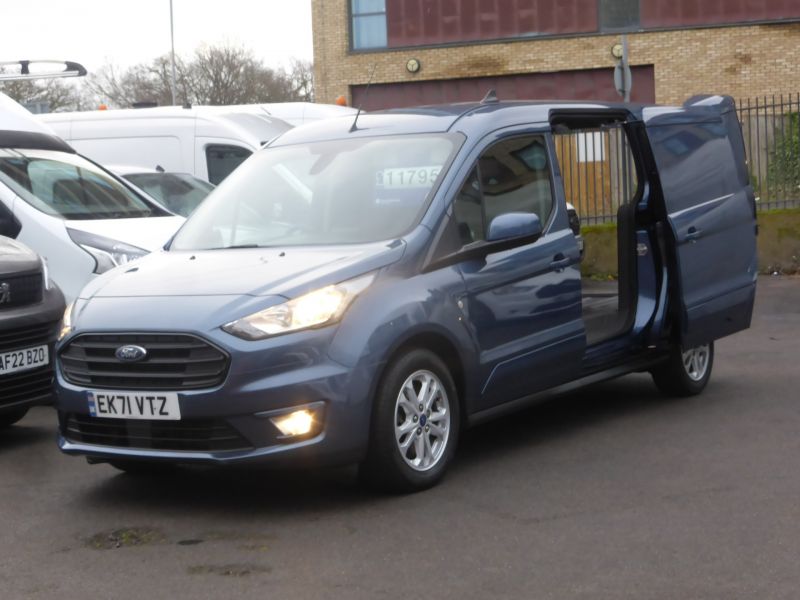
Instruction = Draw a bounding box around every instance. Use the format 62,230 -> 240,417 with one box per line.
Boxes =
55,95 -> 757,492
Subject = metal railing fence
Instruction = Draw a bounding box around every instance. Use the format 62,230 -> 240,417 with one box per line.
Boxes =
737,94 -> 800,211
556,94 -> 800,225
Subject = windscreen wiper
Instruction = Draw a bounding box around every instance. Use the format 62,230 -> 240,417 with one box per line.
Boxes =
208,244 -> 266,250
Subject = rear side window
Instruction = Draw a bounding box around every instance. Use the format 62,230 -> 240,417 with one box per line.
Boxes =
453,135 -> 554,245
205,145 -> 252,185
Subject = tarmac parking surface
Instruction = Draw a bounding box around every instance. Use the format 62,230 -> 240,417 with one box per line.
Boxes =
1,276 -> 798,599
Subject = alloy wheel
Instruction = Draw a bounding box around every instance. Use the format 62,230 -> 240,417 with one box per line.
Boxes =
394,369 -> 451,472
682,344 -> 711,381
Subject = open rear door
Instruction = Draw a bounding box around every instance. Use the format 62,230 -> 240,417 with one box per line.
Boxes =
644,95 -> 757,347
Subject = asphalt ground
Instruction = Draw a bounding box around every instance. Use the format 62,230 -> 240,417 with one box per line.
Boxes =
1,276 -> 798,599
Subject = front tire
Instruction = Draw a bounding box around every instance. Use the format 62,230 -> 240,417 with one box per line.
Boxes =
360,349 -> 460,493
651,342 -> 714,397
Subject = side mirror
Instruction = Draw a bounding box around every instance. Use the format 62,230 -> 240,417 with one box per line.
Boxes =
424,211 -> 543,272
487,212 -> 542,243
0,214 -> 21,239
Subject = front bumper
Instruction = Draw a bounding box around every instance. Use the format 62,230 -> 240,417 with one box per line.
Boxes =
0,285 -> 65,414
55,327 -> 380,468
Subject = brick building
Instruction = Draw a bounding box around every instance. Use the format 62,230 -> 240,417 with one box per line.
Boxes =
311,0 -> 800,109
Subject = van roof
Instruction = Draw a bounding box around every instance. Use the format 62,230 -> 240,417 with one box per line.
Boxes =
272,96 -> 736,146
193,102 -> 357,126
39,105 -> 293,148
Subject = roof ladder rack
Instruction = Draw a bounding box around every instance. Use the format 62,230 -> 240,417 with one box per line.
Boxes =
0,60 -> 87,81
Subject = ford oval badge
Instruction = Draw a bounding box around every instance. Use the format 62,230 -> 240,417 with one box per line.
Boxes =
115,345 -> 148,362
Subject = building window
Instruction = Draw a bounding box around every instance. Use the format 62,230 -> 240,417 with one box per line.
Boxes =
599,0 -> 640,31
352,0 -> 387,49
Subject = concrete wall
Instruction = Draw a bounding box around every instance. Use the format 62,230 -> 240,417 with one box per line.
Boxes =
312,0 -> 800,107
580,209 -> 800,277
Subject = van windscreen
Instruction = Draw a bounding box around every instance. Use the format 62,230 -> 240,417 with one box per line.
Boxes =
171,133 -> 463,250
0,148 -> 167,220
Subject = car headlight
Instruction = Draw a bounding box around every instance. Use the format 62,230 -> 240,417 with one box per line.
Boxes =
222,273 -> 375,341
67,228 -> 148,274
59,301 -> 75,341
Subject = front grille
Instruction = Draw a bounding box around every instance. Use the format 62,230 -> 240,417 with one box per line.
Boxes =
0,365 -> 54,407
0,321 -> 58,353
0,272 -> 43,310
63,413 -> 251,452
60,333 -> 230,390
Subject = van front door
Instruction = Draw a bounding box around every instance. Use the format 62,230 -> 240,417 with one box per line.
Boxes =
451,134 -> 584,412
644,96 -> 757,347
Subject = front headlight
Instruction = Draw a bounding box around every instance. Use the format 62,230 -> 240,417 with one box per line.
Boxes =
222,273 -> 375,341
59,301 -> 75,341
67,228 -> 148,274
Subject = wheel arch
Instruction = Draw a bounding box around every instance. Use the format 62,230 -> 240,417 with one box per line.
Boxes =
369,327 -> 471,431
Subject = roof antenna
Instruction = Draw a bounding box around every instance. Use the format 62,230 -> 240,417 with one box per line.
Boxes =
350,63 -> 377,133
481,89 -> 499,104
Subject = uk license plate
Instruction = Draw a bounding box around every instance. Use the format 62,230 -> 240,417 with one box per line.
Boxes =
0,345 -> 49,376
87,391 -> 181,420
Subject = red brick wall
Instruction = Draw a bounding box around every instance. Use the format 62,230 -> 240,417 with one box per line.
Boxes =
351,65 -> 656,110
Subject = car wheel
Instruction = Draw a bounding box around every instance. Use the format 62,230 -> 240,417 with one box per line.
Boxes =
361,349 -> 460,493
0,408 -> 29,429
651,342 -> 714,397
108,460 -> 177,476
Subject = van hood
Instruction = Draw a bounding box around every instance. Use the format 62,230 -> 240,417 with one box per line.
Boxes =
79,241 -> 405,300
66,215 -> 185,252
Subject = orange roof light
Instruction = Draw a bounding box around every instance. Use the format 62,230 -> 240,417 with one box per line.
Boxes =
335,95 -> 347,107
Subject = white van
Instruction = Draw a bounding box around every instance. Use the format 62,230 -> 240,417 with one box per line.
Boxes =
40,106 -> 293,184
0,92 -> 184,302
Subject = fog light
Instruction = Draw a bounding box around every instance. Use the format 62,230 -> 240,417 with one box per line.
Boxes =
271,409 -> 316,438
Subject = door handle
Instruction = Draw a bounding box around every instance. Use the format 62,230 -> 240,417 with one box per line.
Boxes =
686,227 -> 702,242
549,254 -> 571,271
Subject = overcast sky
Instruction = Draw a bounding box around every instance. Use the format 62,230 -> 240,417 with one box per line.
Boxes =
1,0 -> 314,73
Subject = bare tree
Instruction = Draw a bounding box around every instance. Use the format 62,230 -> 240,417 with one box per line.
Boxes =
85,43 -> 313,109
187,44 -> 300,105
0,76 -> 84,112
87,56 -> 192,108
287,59 -> 314,102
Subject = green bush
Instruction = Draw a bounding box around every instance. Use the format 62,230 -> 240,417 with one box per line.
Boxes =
766,113 -> 800,198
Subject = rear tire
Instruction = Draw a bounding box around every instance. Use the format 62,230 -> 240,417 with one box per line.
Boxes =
0,408 -> 29,429
651,342 -> 714,397
360,349 -> 460,493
